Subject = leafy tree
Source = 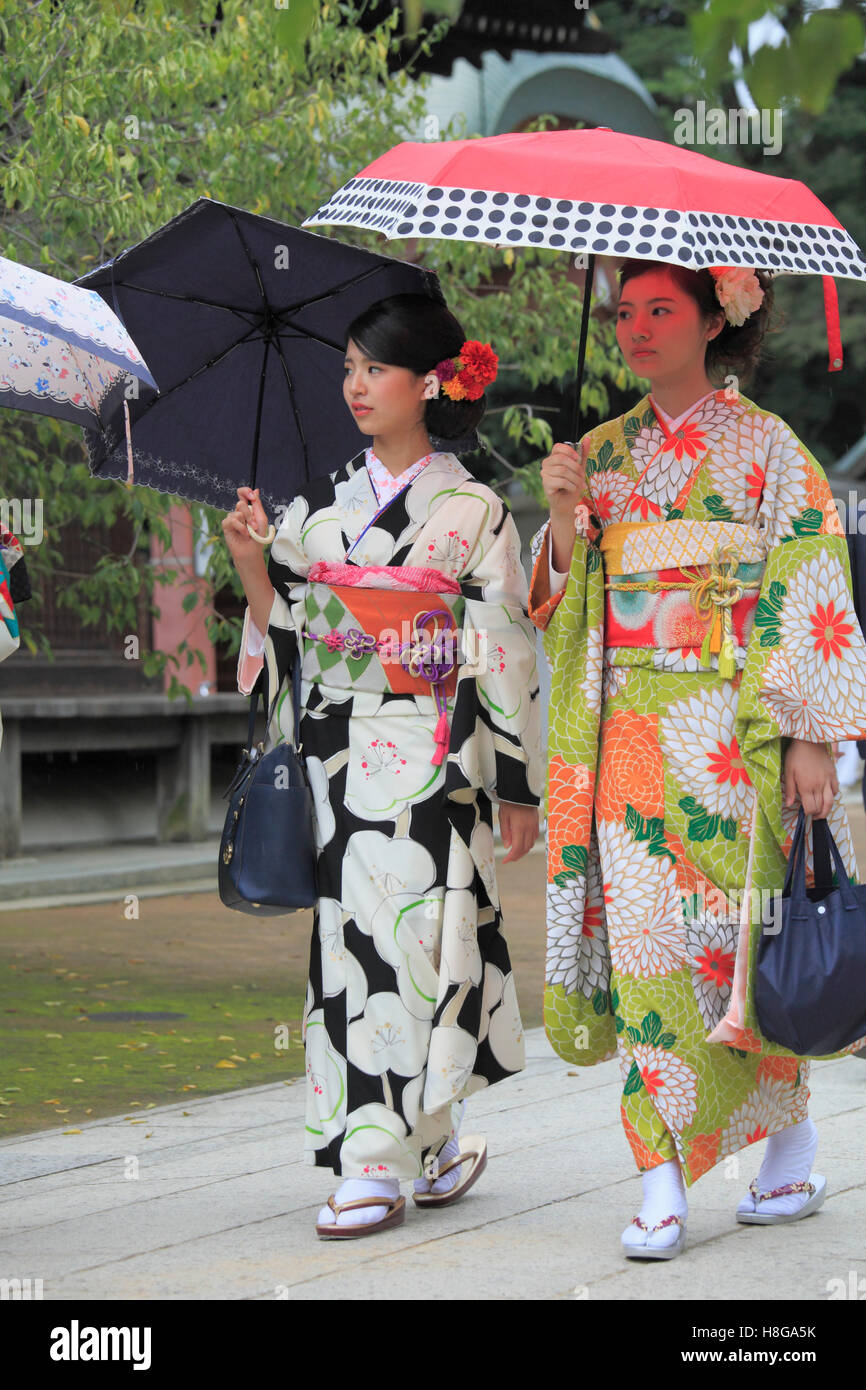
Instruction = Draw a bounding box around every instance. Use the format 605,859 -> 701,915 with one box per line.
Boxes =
594,0 -> 866,465
691,0 -> 865,116
0,0 -> 630,685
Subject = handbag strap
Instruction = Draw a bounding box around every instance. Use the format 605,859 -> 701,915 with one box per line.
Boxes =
249,651 -> 302,750
810,816 -> 836,896
811,813 -> 858,907
784,806 -> 853,905
782,806 -> 808,900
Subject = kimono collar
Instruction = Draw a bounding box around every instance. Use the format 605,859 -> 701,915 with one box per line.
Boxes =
650,388 -> 717,434
627,389 -> 749,469
365,446 -> 438,505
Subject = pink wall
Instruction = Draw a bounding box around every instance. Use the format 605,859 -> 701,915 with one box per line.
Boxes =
149,503 -> 217,695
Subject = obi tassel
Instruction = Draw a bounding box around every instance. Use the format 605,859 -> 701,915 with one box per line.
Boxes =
718,628 -> 737,680
431,708 -> 449,766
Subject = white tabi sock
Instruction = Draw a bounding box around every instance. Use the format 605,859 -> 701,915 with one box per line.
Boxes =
621,1159 -> 688,1249
317,1176 -> 400,1229
739,1117 -> 818,1217
414,1101 -> 466,1196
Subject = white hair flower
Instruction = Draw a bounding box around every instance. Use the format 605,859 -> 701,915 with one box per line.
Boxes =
709,267 -> 765,327
422,373 -> 441,400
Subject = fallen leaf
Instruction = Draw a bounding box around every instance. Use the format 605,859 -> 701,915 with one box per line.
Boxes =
249,1052 -> 261,1059
182,1111 -> 191,1116
159,1064 -> 176,1069
129,1102 -> 142,1108
129,1120 -> 146,1125
215,1060 -> 236,1069
181,1084 -> 197,1091
145,1103 -> 156,1109
18,1067 -> 35,1072
145,1132 -> 152,1139
229,1054 -> 246,1062
62,1128 -> 82,1135
44,1033 -> 62,1039
85,1109 -> 93,1115
55,1108 -> 70,1115
92,1056 -> 109,1061
43,1099 -> 61,1105
217,1035 -> 234,1041
4,1087 -> 21,1093
71,1078 -> 84,1083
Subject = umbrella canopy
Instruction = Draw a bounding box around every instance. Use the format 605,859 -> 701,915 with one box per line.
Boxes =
74,197 -> 445,513
302,128 -> 866,283
0,254 -> 157,432
303,128 -> 866,436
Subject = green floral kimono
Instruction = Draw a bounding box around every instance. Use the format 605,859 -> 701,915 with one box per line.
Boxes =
529,388 -> 866,1186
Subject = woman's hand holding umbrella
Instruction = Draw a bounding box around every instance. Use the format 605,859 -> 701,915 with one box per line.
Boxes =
541,439 -> 589,573
222,487 -> 276,636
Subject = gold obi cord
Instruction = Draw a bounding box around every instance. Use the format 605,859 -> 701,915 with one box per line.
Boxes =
605,544 -> 761,678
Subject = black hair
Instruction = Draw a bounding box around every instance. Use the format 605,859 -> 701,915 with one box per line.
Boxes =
617,260 -> 774,383
346,293 -> 486,453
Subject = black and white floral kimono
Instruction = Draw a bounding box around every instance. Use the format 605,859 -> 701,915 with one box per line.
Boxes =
238,446 -> 543,1178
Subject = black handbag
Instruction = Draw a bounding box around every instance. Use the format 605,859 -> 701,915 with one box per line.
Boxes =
218,661 -> 318,915
755,806 -> 866,1055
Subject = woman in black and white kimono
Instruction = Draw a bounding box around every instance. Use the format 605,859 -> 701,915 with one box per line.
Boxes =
223,293 -> 543,1238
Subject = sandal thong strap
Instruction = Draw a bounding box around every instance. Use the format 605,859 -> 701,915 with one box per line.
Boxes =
630,1213 -> 683,1234
748,1178 -> 815,1203
434,1147 -> 481,1180
327,1193 -> 400,1217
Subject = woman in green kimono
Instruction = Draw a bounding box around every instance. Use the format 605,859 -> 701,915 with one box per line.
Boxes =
223,293 -> 542,1239
529,259 -> 866,1259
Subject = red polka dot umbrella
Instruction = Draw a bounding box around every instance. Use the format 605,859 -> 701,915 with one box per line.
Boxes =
302,128 -> 866,439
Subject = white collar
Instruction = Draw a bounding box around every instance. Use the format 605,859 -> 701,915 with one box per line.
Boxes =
650,389 -> 717,433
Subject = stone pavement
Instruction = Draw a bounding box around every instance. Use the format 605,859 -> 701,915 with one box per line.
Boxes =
2,1027 -> 865,1302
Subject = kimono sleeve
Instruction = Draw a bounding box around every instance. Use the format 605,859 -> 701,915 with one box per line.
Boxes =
235,493 -> 310,750
526,435 -> 597,664
736,413 -> 866,855
449,494 -> 544,807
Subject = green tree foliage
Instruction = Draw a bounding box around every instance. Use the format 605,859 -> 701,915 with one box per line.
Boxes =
0,0 -> 626,682
691,0 -> 864,116
594,0 -> 866,464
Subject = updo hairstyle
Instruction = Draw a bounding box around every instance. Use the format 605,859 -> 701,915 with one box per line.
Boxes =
617,260 -> 775,383
346,293 -> 485,453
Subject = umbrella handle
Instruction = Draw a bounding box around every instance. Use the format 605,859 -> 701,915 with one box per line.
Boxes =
123,398 -> 135,489
246,522 -> 276,545
571,253 -> 597,445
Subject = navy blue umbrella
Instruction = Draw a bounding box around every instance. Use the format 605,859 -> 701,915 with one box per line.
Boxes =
74,197 -> 444,513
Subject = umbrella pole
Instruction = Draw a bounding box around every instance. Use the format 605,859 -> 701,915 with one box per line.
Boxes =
571,253 -> 596,446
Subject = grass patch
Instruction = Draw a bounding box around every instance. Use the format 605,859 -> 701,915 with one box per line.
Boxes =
1,956 -> 305,1137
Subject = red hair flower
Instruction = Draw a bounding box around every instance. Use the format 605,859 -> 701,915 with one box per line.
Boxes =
436,339 -> 498,402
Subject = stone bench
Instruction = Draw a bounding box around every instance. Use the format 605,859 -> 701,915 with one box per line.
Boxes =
0,694 -> 254,858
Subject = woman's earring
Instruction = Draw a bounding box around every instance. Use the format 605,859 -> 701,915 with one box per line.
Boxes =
423,373 -> 440,400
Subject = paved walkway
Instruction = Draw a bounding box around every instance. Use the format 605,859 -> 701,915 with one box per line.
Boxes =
2,1028 -> 865,1301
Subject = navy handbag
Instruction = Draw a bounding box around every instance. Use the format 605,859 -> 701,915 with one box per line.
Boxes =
218,661 -> 317,915
755,806 -> 866,1055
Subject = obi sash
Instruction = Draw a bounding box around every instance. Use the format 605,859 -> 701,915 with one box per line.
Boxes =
302,567 -> 466,763
600,519 -> 766,676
